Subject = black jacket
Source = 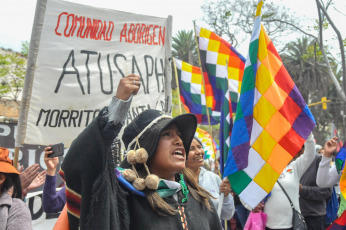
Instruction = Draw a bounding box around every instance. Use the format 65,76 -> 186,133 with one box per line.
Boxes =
127,191 -> 222,230
62,108 -> 222,230
299,154 -> 333,216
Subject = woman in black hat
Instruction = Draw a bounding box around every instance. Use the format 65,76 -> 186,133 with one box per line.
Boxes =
62,74 -> 222,230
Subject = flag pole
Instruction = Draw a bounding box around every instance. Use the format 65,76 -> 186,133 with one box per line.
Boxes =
172,58 -> 183,115
193,21 -> 213,137
219,59 -> 230,228
223,59 -> 231,230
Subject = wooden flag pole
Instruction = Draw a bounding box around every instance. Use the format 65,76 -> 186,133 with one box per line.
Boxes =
172,58 -> 183,115
193,21 -> 213,138
13,147 -> 20,169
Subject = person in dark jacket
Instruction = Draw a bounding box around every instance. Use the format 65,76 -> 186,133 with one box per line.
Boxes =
62,74 -> 222,230
299,153 -> 333,230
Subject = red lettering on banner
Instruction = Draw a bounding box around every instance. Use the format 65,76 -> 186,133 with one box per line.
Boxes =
54,12 -> 114,41
55,12 -> 68,36
128,24 -> 136,43
159,27 -> 165,46
119,23 -> 166,46
120,23 -> 128,42
152,25 -> 158,45
147,25 -> 153,45
106,22 -> 114,41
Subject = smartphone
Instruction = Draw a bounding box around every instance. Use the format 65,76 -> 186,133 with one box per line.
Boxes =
48,143 -> 64,158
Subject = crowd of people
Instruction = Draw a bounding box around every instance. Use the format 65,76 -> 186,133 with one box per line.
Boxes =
0,74 -> 343,230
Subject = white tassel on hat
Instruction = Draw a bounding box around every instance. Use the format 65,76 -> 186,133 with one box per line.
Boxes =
123,139 -> 160,191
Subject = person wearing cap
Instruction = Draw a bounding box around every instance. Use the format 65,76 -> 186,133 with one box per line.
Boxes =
0,147 -> 32,230
186,137 -> 235,221
62,74 -> 222,230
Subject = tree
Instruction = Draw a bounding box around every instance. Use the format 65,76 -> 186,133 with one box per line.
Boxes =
314,0 -> 346,105
0,52 -> 26,104
201,0 -> 300,48
172,30 -> 198,65
281,37 -> 330,102
281,37 -> 340,143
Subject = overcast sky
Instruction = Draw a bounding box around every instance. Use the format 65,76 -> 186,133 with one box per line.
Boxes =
1,0 -> 345,55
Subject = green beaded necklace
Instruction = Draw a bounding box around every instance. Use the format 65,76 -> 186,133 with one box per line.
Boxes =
178,173 -> 189,203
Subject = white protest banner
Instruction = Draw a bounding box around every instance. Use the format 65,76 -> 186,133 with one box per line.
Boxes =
16,0 -> 172,147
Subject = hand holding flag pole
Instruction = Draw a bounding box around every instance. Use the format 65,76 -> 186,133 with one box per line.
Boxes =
217,193 -> 224,217
217,178 -> 231,217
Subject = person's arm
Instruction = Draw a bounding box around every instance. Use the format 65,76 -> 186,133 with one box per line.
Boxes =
317,157 -> 339,188
294,133 -> 316,178
42,146 -> 65,213
99,74 -> 141,147
219,178 -> 235,220
220,194 -> 235,220
61,75 -> 140,228
299,183 -> 332,200
42,175 -> 66,213
316,137 -> 339,188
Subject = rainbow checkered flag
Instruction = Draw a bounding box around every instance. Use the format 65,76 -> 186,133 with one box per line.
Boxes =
174,58 -> 220,124
336,142 -> 346,174
195,26 -> 245,176
219,78 -> 234,177
195,127 -> 216,161
195,26 -> 245,113
224,0 -> 316,208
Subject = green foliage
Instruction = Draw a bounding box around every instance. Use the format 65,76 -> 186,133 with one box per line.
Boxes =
21,41 -> 30,57
201,0 -> 300,47
281,36 -> 341,144
172,30 -> 198,65
0,52 -> 26,103
309,18 -> 329,32
281,37 -> 330,102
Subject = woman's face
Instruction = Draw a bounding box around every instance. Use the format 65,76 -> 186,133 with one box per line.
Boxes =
186,138 -> 204,170
149,124 -> 186,181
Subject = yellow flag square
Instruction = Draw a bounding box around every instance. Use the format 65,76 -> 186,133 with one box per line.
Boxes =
253,163 -> 280,193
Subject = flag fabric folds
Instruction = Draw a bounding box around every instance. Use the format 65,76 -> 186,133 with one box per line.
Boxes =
331,141 -> 346,229
327,210 -> 346,230
335,142 -> 346,206
336,142 -> 346,174
195,127 -> 216,161
174,58 -> 219,124
224,1 -> 316,209
195,26 -> 246,113
195,26 -> 245,176
219,84 -> 233,177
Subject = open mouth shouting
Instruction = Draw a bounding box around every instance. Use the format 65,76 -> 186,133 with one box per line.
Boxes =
173,148 -> 185,159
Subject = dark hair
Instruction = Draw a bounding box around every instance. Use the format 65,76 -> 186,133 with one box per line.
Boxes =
193,137 -> 203,147
0,173 -> 22,199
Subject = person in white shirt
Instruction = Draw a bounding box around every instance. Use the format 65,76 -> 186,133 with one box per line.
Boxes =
255,133 -> 316,230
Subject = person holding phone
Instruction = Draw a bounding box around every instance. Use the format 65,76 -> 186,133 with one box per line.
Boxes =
42,145 -> 66,213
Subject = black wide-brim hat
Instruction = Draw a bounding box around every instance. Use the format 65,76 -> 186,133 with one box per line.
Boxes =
121,110 -> 197,168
